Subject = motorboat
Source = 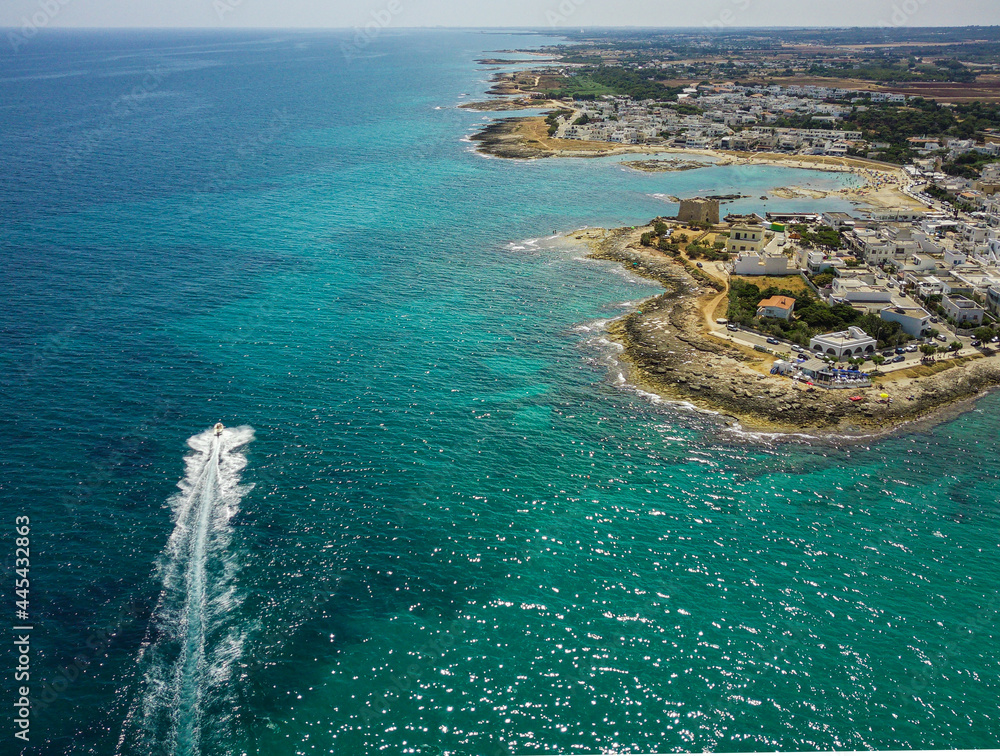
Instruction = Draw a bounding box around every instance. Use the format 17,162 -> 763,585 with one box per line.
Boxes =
214,423 -> 225,436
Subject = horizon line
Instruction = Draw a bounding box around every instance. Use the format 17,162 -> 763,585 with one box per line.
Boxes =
2,24 -> 1000,31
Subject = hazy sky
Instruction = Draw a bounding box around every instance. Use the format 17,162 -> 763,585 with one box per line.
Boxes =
2,0 -> 999,30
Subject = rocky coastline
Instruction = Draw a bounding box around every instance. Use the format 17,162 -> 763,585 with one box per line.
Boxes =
580,226 -> 1000,436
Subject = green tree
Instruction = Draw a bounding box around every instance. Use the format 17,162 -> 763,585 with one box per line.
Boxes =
949,340 -> 963,352
654,221 -> 668,236
973,325 -> 994,342
658,237 -> 678,255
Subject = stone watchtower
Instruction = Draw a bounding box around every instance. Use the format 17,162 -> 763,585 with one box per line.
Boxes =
677,197 -> 720,226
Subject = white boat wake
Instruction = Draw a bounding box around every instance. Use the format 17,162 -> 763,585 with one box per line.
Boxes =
118,425 -> 254,756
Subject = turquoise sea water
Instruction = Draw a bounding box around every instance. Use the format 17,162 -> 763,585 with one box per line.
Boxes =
1,29 -> 999,755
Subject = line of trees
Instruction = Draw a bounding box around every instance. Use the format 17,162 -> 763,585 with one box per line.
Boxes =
549,66 -> 686,102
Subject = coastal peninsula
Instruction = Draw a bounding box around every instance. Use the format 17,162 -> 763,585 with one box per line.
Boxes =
459,98 -> 562,112
578,224 -> 1000,435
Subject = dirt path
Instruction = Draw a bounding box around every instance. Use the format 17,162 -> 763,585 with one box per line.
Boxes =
701,279 -> 729,332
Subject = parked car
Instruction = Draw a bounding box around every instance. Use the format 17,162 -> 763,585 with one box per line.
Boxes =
895,347 -> 905,355
766,337 -> 780,345
891,355 -> 905,363
881,350 -> 895,357
904,345 -> 917,352
935,334 -> 948,342
696,262 -> 703,268
726,324 -> 738,331
791,345 -> 804,353
972,340 -> 982,347
992,336 -> 999,343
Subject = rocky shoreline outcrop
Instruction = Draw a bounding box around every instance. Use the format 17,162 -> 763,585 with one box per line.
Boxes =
468,118 -> 557,159
585,226 -> 1000,435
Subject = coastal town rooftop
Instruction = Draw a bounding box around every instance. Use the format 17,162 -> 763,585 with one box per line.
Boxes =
756,295 -> 796,319
810,327 -> 877,359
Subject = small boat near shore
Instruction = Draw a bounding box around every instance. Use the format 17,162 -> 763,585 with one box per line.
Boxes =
214,423 -> 224,436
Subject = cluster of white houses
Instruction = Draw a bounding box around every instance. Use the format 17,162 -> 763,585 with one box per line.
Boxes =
542,83 -> 1000,361
704,197 -> 1000,376
552,92 -> 873,155
547,85 -> 1000,164
720,201 -> 1000,337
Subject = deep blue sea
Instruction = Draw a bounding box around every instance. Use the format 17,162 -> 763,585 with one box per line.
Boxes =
1,29 -> 999,756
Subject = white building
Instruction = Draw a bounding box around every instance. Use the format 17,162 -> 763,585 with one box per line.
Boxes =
870,91 -> 907,103
880,305 -> 931,337
942,294 -> 985,326
830,276 -> 893,305
904,273 -> 949,299
810,327 -> 877,360
901,254 -> 938,273
957,221 -> 990,245
803,250 -> 845,275
821,212 -> 856,231
732,252 -> 795,276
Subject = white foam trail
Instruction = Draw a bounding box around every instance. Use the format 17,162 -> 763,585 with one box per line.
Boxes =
505,237 -> 546,254
118,425 -> 254,756
570,318 -> 612,334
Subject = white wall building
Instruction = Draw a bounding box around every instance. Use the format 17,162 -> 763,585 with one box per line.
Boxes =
942,294 -> 985,326
880,305 -> 931,337
830,276 -> 893,304
810,327 -> 877,360
732,252 -> 795,276
803,250 -> 845,274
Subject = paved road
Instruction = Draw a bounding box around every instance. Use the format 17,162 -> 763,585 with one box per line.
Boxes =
712,324 -> 983,374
